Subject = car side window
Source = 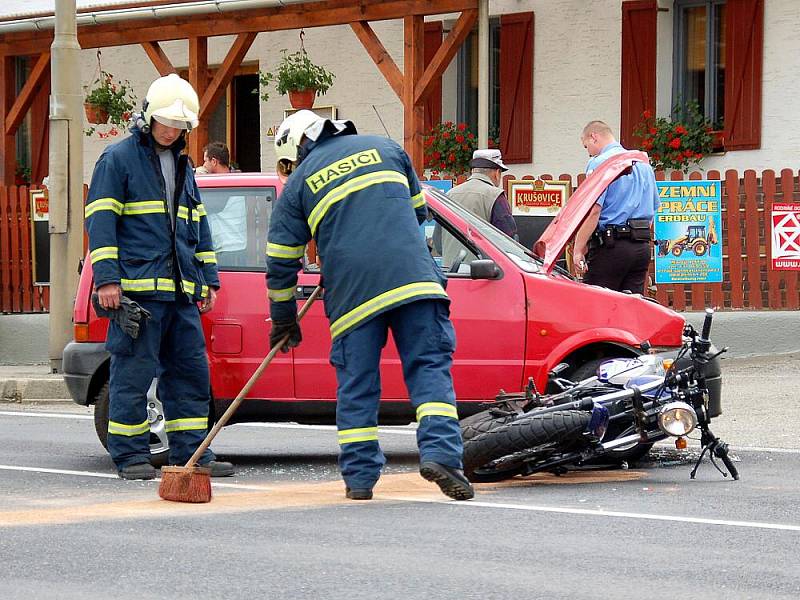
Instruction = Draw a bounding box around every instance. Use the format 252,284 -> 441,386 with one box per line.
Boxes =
202,187 -> 275,271
425,212 -> 480,275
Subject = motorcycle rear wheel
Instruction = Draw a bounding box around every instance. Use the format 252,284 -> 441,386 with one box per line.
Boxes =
463,410 -> 591,482
460,408 -> 519,441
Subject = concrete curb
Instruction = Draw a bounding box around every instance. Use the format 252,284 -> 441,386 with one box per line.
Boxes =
0,375 -> 71,401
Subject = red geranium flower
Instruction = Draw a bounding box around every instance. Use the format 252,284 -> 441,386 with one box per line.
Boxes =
669,137 -> 681,149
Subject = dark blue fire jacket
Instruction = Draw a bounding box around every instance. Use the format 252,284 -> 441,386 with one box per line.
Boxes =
266,132 -> 448,340
85,126 -> 219,302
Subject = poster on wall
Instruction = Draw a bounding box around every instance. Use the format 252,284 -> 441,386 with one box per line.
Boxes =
653,180 -> 723,284
770,203 -> 800,270
30,188 -> 50,286
508,179 -> 569,250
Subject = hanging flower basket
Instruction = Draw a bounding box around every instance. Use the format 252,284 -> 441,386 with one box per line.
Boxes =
257,48 -> 334,108
288,88 -> 317,110
84,103 -> 110,125
83,68 -> 137,137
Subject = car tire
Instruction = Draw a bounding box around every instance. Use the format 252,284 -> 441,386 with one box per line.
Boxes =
93,379 -> 171,468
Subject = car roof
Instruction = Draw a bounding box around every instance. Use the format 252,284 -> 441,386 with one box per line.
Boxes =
195,172 -> 280,188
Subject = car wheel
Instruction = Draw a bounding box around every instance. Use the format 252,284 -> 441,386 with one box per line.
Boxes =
93,378 -> 170,468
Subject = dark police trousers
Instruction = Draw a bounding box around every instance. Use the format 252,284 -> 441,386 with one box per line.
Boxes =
105,298 -> 214,469
584,238 -> 651,294
329,299 -> 464,490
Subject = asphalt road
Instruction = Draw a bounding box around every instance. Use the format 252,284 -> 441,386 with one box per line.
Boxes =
1,353 -> 799,600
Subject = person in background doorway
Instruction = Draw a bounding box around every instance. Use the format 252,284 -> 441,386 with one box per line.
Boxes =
572,120 -> 659,293
196,141 -> 232,174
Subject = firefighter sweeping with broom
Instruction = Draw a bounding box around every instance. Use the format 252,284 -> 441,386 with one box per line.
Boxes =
266,110 -> 474,501
86,74 -> 234,482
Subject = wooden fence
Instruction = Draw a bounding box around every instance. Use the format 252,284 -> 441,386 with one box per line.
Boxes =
0,185 -> 49,313
1,169 -> 799,313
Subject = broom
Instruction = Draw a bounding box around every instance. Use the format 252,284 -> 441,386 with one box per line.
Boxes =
159,285 -> 323,503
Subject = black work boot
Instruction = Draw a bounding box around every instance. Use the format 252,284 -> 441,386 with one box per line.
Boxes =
205,461 -> 235,477
118,462 -> 156,480
345,487 -> 373,500
419,461 -> 475,501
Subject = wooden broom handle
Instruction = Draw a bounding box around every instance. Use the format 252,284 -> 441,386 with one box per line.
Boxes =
184,285 -> 323,468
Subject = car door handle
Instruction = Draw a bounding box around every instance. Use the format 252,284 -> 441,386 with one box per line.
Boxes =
296,285 -> 323,299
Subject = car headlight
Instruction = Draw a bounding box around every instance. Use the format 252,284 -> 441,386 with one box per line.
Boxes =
658,402 -> 698,437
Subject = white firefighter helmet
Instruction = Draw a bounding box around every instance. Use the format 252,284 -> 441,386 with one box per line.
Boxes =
274,109 -> 324,164
142,74 -> 200,130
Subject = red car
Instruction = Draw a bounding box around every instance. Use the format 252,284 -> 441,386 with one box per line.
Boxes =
64,153 -> 695,464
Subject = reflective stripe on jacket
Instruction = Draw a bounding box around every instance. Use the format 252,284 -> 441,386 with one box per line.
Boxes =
85,127 -> 219,302
266,133 -> 447,340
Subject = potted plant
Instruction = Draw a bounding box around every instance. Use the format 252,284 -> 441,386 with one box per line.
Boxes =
423,121 -> 500,179
633,100 -> 714,173
258,49 -> 335,110
83,70 -> 137,135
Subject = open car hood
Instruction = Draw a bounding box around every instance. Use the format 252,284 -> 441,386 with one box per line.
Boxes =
533,150 -> 650,274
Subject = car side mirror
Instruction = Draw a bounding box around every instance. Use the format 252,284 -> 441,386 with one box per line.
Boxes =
470,259 -> 501,280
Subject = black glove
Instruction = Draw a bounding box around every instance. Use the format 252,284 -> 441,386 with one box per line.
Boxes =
270,319 -> 302,353
92,293 -> 152,340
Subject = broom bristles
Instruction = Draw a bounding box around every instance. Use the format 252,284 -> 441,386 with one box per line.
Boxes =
158,466 -> 212,503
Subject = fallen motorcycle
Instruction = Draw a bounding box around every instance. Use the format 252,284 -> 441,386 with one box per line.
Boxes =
461,309 -> 738,483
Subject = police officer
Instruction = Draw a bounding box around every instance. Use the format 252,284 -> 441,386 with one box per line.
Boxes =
573,120 -> 659,293
266,110 -> 474,501
86,74 -> 233,480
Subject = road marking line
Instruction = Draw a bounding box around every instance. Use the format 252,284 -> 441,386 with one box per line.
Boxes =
0,410 -> 93,420
386,497 -> 800,532
0,465 -> 287,491
0,411 -> 417,435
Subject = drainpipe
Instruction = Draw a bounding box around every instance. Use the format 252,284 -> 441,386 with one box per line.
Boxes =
48,0 -> 83,373
477,0 -> 489,148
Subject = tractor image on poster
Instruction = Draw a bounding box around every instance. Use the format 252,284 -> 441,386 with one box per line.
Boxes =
656,220 -> 718,258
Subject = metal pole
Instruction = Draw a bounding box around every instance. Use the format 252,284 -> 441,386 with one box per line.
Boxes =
48,0 -> 83,372
477,0 -> 489,148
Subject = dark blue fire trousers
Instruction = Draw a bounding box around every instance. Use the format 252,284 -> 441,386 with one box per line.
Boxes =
105,297 -> 214,469
330,299 -> 464,491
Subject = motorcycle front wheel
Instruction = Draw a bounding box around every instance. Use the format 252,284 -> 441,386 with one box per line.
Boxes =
463,410 -> 591,482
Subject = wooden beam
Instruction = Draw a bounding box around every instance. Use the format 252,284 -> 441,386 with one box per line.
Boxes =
0,56 -> 16,185
350,21 -> 403,100
199,32 -> 256,120
0,0 -> 479,56
141,41 -> 176,76
414,9 -> 476,104
188,36 -> 208,165
403,15 -> 425,175
4,52 -> 50,136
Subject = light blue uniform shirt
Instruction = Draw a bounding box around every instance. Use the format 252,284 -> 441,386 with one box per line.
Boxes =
586,142 -> 659,229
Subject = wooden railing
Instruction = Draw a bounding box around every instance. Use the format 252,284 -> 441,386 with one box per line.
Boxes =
0,185 -> 49,313
2,168 -> 799,313
434,168 -> 800,311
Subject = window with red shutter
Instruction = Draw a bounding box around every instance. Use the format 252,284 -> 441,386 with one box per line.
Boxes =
499,12 -> 533,164
620,0 -> 657,149
424,21 -> 443,133
723,0 -> 763,150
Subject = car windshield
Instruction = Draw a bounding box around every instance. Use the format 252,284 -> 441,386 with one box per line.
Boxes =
199,186 -> 276,271
425,186 -> 543,273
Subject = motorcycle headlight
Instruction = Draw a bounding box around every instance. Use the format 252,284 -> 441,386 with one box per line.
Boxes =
658,402 -> 698,437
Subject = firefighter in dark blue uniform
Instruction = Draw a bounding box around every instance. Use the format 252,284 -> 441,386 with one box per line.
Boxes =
266,110 -> 474,501
85,74 -> 233,480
